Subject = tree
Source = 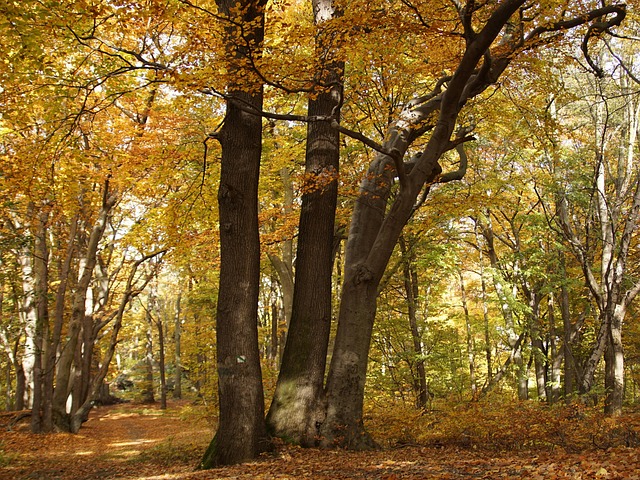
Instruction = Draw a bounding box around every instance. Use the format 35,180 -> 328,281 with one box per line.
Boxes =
555,60 -> 640,414
198,0 -> 270,467
267,0 -> 345,446
318,1 -> 626,448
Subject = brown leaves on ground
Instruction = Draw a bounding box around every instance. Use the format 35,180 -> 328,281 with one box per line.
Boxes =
2,400 -> 640,480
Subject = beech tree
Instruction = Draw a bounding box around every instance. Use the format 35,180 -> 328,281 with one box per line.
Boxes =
197,0 -> 270,467
267,0 -> 345,446
316,1 -> 626,448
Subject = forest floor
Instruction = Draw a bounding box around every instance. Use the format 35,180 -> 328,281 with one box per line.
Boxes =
2,400 -> 640,479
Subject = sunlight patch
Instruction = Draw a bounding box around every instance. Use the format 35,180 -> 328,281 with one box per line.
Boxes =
110,439 -> 157,447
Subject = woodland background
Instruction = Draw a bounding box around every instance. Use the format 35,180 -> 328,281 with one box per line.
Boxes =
1,0 -> 640,472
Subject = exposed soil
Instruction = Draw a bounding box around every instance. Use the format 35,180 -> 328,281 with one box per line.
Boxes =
2,401 -> 640,479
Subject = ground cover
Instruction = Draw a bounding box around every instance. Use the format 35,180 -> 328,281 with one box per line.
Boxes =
1,400 -> 640,479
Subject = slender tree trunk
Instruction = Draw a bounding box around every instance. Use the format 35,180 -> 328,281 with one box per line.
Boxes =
52,184 -> 116,431
529,292 -> 547,402
157,313 -> 167,410
42,216 -> 77,431
548,293 -> 562,404
173,293 -> 182,400
400,237 -> 429,409
142,294 -> 155,404
458,270 -> 477,398
480,217 -> 528,399
266,0 -> 343,447
68,251 -> 161,433
475,224 -> 493,380
18,212 -> 37,410
268,277 -> 279,364
604,304 -> 625,415
30,209 -> 49,432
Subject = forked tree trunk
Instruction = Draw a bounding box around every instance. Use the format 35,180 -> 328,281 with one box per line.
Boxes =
318,0 -> 559,446
52,184 -> 116,431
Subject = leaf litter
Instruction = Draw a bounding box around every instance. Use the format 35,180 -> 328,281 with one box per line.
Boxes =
1,401 -> 640,480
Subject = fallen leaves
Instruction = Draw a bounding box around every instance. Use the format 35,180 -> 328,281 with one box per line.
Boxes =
2,401 -> 640,479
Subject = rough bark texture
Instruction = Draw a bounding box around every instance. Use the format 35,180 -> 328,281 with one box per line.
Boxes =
266,0 -> 344,447
200,0 -> 268,466
200,89 -> 268,467
316,0 -> 620,446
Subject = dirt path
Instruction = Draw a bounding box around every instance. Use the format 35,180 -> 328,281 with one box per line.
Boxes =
2,402 -> 640,479
0,401 -> 212,480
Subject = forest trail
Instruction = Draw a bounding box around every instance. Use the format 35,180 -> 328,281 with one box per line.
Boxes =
2,401 -> 640,479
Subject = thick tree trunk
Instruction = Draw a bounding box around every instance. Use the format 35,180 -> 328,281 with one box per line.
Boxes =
320,280 -> 378,449
199,0 -> 268,460
318,0 -> 530,445
200,89 -> 268,467
266,0 -> 343,447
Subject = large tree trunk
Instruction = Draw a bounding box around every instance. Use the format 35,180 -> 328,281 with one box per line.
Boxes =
200,0 -> 268,465
320,279 -> 379,448
266,0 -> 343,446
200,89 -> 268,466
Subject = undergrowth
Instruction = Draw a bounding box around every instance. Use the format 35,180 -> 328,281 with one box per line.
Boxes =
364,396 -> 640,452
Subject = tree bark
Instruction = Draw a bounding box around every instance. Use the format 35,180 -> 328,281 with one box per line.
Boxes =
400,237 -> 429,409
266,0 -> 344,447
200,0 -> 268,466
30,209 -> 49,432
173,292 -> 182,400
459,270 -> 477,399
141,292 -> 156,404
157,310 -> 167,410
319,1 -> 527,446
52,182 -> 117,431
